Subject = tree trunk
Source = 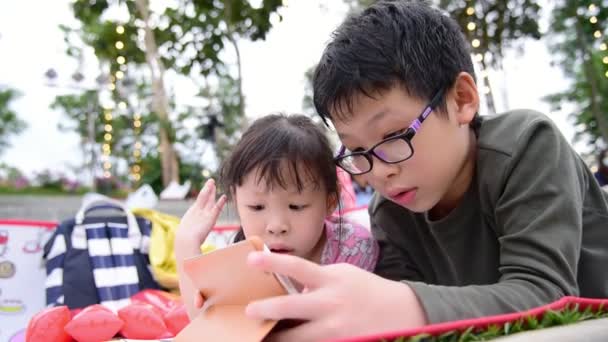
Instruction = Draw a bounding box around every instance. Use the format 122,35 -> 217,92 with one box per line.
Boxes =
134,0 -> 179,187
575,18 -> 608,143
227,34 -> 245,117
480,57 -> 497,114
224,1 -> 245,118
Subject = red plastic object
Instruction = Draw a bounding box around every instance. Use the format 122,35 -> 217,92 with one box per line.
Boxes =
118,302 -> 169,339
131,289 -> 182,316
25,306 -> 72,342
64,305 -> 124,342
164,303 -> 190,336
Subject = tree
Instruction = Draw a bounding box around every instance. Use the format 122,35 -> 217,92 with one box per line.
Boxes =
322,0 -> 543,114
545,0 -> 608,149
51,89 -> 143,180
438,0 -> 542,113
0,88 -> 26,155
63,0 -> 284,187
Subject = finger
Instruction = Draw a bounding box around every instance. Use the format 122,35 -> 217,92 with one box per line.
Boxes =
266,320 -> 332,342
196,179 -> 214,209
204,180 -> 218,211
247,252 -> 327,289
194,292 -> 205,309
210,194 -> 227,219
246,292 -> 324,321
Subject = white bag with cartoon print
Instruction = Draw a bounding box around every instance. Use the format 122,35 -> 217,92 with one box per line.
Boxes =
0,220 -> 54,342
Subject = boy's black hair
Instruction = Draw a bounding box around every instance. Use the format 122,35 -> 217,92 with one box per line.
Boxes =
313,0 -> 477,123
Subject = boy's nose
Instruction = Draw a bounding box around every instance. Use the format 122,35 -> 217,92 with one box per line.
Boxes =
370,155 -> 399,180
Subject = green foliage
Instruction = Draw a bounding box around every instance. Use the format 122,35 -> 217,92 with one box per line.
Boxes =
545,0 -> 608,147
59,0 -> 285,184
439,0 -> 542,66
163,0 -> 283,76
0,88 -> 27,155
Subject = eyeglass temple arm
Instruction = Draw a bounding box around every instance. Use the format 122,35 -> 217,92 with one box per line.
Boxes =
335,145 -> 346,159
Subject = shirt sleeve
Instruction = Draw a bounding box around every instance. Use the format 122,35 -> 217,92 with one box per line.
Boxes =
406,117 -> 586,323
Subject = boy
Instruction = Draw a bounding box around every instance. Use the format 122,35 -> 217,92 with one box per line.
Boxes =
244,1 -> 608,341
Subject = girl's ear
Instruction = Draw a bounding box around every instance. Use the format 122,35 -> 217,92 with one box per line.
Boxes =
326,192 -> 339,215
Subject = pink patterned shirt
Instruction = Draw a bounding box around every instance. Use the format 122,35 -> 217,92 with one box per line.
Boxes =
320,215 -> 379,272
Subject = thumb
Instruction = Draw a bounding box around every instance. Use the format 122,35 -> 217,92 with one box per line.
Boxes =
194,292 -> 205,309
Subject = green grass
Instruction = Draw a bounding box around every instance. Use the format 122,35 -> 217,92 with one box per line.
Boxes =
0,186 -> 128,198
0,186 -> 87,196
387,303 -> 608,342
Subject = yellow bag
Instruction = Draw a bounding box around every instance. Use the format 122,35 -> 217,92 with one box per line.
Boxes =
132,208 -> 217,291
131,208 -> 181,290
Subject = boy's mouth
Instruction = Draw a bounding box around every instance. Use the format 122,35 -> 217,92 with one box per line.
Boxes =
388,187 -> 418,206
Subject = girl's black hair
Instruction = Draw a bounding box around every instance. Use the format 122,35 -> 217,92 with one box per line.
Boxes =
219,113 -> 342,243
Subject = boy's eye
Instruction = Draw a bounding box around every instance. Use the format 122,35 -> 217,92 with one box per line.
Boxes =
289,204 -> 309,211
383,128 -> 407,139
247,205 -> 264,211
347,129 -> 408,152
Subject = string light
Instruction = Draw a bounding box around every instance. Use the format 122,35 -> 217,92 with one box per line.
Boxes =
465,0 -> 494,104
132,109 -> 142,182
114,22 -> 142,184
102,107 -> 113,177
586,4 -> 607,80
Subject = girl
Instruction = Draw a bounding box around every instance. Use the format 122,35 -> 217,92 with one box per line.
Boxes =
174,114 -> 379,318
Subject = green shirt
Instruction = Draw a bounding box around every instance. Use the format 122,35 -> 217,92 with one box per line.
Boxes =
370,109 -> 608,324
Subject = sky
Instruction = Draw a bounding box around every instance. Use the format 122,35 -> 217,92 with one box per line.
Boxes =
0,0 -> 584,182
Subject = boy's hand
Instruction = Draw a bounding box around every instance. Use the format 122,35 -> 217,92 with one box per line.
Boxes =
175,179 -> 227,260
194,292 -> 204,309
245,253 -> 427,342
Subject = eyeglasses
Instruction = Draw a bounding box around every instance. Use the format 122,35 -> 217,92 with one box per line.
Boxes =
334,89 -> 444,175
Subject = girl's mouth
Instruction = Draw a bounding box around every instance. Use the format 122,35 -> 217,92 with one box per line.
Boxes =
269,246 -> 294,254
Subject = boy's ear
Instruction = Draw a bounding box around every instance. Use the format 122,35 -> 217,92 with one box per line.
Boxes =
326,193 -> 339,215
449,72 -> 479,126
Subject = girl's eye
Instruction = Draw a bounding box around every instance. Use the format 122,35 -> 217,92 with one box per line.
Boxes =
247,205 -> 264,211
289,204 -> 309,211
